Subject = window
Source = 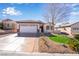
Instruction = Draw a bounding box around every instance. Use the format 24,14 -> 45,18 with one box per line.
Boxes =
51,26 -> 54,30
46,26 -> 49,30
7,23 -> 13,29
46,26 -> 54,30
73,28 -> 76,30
73,28 -> 79,30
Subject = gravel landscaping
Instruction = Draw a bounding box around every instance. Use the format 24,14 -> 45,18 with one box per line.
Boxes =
39,36 -> 75,53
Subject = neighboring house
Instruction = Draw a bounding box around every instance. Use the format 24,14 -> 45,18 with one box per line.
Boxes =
2,19 -> 17,32
55,21 -> 79,36
55,23 -> 72,35
71,22 -> 79,35
17,20 -> 53,33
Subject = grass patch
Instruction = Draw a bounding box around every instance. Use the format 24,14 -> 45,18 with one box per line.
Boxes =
49,34 -> 70,44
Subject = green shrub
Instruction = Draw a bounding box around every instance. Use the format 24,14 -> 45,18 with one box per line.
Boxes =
0,23 -> 3,29
68,38 -> 77,50
68,38 -> 79,53
74,34 -> 79,40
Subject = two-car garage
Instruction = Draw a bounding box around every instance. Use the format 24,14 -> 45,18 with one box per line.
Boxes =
18,25 -> 38,37
17,20 -> 44,37
20,25 -> 38,33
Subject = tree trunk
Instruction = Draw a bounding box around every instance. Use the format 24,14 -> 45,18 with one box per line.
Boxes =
52,19 -> 55,33
52,24 -> 55,33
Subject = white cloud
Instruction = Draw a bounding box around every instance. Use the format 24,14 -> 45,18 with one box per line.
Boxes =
71,4 -> 78,7
2,7 -> 22,16
70,12 -> 79,15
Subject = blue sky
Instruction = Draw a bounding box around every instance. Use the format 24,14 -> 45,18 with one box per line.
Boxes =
0,3 -> 45,21
0,3 -> 79,24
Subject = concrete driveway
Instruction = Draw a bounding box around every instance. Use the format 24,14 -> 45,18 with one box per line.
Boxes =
0,33 -> 39,53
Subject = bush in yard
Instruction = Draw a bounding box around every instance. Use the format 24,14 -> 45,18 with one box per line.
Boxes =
0,23 -> 3,29
68,38 -> 76,50
74,34 -> 79,40
68,38 -> 79,53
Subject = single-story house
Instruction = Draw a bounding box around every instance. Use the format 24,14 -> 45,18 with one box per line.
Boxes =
16,20 -> 53,33
55,23 -> 72,35
55,21 -> 79,36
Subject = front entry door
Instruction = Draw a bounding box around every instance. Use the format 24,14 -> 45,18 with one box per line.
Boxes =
40,25 -> 44,33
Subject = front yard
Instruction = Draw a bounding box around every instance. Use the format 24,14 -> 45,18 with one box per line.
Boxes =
48,34 -> 70,44
39,34 -> 75,53
48,34 -> 79,53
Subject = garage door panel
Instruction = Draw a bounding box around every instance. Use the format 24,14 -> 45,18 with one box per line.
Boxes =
20,26 -> 37,33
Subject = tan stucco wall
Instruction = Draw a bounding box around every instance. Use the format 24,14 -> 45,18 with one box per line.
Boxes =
3,21 -> 17,29
2,21 -> 17,32
43,24 -> 52,33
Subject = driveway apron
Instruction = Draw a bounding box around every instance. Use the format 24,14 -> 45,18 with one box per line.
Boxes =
22,37 -> 39,52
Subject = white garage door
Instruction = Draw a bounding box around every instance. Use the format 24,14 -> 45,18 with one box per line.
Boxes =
20,26 -> 37,33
